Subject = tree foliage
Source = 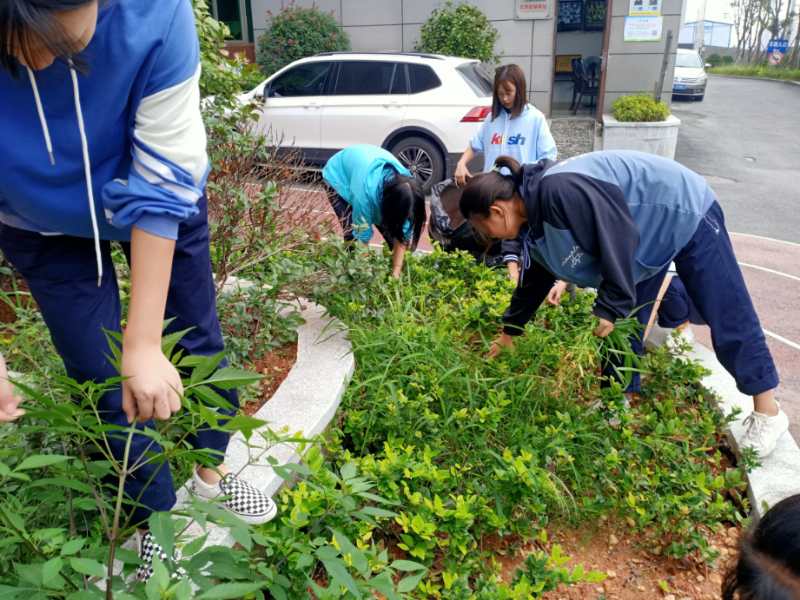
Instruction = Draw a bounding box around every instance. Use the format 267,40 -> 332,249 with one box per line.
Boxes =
416,1 -> 499,63
256,4 -> 351,77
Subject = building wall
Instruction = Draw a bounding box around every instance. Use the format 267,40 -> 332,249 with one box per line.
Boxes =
250,0 -> 687,117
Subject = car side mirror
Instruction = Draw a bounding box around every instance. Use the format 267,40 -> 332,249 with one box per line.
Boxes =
704,63 -> 712,69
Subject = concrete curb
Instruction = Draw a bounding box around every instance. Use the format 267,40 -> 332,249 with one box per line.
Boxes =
117,299 -> 353,568
178,300 -> 354,548
648,326 -> 800,518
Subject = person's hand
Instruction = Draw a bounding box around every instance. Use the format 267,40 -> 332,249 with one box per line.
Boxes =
0,355 -> 24,423
506,261 -> 520,284
546,280 -> 569,306
121,343 -> 183,423
454,162 -> 472,187
593,318 -> 615,338
488,332 -> 515,358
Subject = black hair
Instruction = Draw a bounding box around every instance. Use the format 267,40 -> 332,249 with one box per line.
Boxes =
492,64 -> 528,120
459,155 -> 523,220
0,0 -> 96,75
381,173 -> 426,251
722,494 -> 800,600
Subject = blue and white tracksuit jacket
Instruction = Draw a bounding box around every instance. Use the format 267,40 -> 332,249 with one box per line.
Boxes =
0,0 -> 206,259
502,150 -> 778,396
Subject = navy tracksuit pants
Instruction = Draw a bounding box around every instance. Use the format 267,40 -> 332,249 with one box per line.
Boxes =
0,198 -> 237,525
608,200 -> 778,396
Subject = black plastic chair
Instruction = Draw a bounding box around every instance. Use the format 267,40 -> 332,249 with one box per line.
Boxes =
570,58 -> 599,115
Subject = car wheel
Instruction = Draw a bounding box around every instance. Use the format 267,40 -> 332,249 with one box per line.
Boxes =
390,136 -> 444,192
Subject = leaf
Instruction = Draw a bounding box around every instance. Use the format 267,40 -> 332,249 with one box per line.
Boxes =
340,462 -> 357,480
148,512 -> 175,559
197,582 -> 267,599
182,533 -> 208,557
68,558 -> 106,579
390,559 -> 427,572
15,455 -> 70,471
194,367 -> 262,390
397,571 -> 426,593
331,529 -> 368,576
189,352 -> 227,385
321,558 -> 361,598
60,539 -> 85,557
41,557 -> 63,588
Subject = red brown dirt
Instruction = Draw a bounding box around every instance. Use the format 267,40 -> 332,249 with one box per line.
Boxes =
497,520 -> 741,600
241,341 -> 298,416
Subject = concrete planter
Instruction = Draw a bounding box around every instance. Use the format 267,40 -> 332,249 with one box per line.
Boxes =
600,114 -> 681,159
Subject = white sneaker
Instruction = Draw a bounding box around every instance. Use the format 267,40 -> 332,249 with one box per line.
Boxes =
192,470 -> 278,525
741,405 -> 789,459
665,326 -> 694,355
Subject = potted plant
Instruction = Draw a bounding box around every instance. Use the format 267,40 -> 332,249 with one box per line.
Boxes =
600,94 -> 682,159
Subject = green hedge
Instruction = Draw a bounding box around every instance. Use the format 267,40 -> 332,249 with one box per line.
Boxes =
611,94 -> 670,122
709,64 -> 800,82
257,5 -> 350,77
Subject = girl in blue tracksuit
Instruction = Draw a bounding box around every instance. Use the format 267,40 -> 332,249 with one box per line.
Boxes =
459,152 -> 788,459
323,144 -> 426,278
0,0 -> 274,579
454,63 -> 557,283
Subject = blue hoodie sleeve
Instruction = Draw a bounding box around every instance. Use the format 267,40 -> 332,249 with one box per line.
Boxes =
102,0 -> 206,240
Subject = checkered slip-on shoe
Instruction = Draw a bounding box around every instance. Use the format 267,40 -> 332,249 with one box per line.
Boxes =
192,471 -> 278,525
135,531 -> 186,582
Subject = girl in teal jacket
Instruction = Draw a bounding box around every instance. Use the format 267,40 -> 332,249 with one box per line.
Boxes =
323,145 -> 426,277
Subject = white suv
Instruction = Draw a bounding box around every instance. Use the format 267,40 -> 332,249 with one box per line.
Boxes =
242,52 -> 494,189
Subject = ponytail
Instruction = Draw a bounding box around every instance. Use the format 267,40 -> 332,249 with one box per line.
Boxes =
494,156 -> 524,186
459,155 -> 521,219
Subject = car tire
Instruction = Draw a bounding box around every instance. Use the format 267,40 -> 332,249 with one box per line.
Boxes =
390,136 -> 445,193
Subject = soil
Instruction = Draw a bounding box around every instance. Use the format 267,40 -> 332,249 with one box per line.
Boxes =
241,341 -> 298,416
498,520 -> 740,600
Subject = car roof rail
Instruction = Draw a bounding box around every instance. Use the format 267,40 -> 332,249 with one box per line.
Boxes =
314,51 -> 446,60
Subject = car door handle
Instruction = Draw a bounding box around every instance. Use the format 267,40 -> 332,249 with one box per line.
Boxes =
304,102 -> 321,110
383,101 -> 401,109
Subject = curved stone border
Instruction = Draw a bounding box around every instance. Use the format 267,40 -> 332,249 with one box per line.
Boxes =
647,326 -> 800,518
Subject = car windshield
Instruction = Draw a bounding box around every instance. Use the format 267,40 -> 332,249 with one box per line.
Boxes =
457,63 -> 494,96
676,52 -> 703,68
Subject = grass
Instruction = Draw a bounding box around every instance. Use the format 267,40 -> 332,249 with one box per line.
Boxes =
709,64 -> 800,82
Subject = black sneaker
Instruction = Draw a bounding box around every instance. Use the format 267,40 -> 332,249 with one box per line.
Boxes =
192,471 -> 278,525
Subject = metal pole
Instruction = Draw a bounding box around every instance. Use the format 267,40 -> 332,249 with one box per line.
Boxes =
655,29 -> 674,101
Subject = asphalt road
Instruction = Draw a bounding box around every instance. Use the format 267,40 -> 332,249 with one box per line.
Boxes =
672,75 -> 800,243
672,75 -> 800,442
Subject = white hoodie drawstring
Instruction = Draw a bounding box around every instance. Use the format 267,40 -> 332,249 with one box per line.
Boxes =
69,60 -> 104,287
26,67 -> 55,166
27,62 -> 104,287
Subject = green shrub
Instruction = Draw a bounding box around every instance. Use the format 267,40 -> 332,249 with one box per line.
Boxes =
416,1 -> 499,62
706,53 -> 722,67
256,4 -> 350,77
611,94 -> 670,122
722,55 -> 735,65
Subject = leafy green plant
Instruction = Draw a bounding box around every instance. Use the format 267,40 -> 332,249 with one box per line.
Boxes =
256,4 -> 351,77
611,94 -> 670,122
416,1 -> 499,62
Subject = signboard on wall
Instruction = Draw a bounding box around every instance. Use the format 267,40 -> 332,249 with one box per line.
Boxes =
767,38 -> 789,65
629,0 -> 662,16
623,15 -> 663,41
516,0 -> 552,19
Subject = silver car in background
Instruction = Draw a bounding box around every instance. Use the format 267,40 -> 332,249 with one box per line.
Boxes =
672,48 -> 709,101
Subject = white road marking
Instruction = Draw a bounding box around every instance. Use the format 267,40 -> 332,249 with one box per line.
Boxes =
731,231 -> 800,248
738,262 -> 800,283
763,329 -> 800,352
